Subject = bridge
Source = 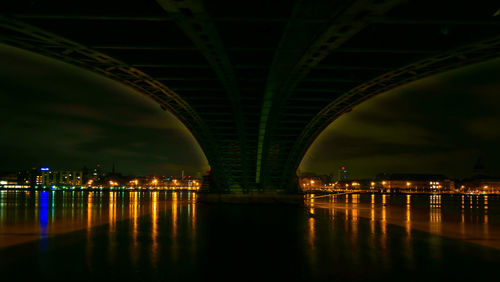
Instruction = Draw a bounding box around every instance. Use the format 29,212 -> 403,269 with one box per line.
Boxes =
1,0 -> 499,193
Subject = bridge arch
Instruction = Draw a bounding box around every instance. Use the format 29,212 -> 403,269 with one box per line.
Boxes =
290,49 -> 500,188
0,16 -> 229,190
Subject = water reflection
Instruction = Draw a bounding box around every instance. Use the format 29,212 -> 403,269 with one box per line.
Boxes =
0,191 -> 499,280
307,194 -> 316,252
313,193 -> 499,250
87,192 -> 93,231
350,195 -> 359,245
109,192 -> 116,232
172,192 -> 178,238
0,191 -> 201,252
39,191 -> 50,250
191,193 -> 197,237
380,199 -> 387,255
406,195 -> 411,235
430,195 -> 442,234
152,191 -> 159,265
0,191 -> 4,224
130,191 -> 139,267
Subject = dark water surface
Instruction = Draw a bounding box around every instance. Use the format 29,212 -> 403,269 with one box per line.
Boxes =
0,191 -> 499,281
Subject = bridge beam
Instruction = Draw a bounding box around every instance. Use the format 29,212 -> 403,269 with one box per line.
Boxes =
157,0 -> 252,191
257,0 -> 404,190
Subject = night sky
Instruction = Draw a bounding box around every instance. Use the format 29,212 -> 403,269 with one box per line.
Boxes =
2,43 -> 500,179
0,44 -> 208,177
300,57 -> 500,179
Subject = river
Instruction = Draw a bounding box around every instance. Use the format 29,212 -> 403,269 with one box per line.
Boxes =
0,190 -> 499,281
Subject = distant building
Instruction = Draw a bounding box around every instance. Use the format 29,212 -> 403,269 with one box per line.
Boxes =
338,166 -> 349,182
16,167 -> 48,188
300,176 -> 324,191
0,172 -> 18,185
92,164 -> 103,181
458,157 -> 500,193
375,173 -> 454,192
41,170 -> 84,186
459,176 -> 500,194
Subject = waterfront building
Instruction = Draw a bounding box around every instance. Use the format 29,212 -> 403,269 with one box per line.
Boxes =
458,158 -> 500,193
41,170 -> 84,186
376,173 -> 454,192
459,176 -> 500,193
300,176 -> 324,191
91,164 -> 104,182
338,166 -> 349,182
15,167 -> 49,187
0,172 -> 18,185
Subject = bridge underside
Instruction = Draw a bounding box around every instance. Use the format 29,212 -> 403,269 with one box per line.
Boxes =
1,0 -> 499,193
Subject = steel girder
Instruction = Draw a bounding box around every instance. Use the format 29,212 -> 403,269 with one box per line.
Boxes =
257,0 -> 405,188
156,0 -> 251,191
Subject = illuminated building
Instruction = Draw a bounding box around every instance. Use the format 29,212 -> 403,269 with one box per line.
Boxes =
92,163 -> 103,181
338,166 -> 349,182
42,170 -> 84,186
0,172 -> 18,186
459,177 -> 500,194
376,173 -> 454,192
299,176 -> 324,191
459,158 -> 500,193
15,167 -> 48,188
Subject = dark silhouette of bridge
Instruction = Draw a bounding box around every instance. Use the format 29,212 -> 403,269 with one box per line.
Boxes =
1,0 -> 499,193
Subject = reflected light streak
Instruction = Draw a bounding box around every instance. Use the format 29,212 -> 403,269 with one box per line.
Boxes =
107,192 -> 117,264
484,195 -> 489,237
191,193 -> 197,238
308,217 -> 315,250
380,204 -> 387,256
109,192 -> 116,232
381,205 -> 387,235
309,197 -> 315,215
152,191 -> 159,265
87,192 -> 93,230
351,200 -> 359,242
86,192 -> 93,267
406,203 -> 411,235
352,194 -> 359,204
172,192 -> 178,239
130,192 -> 139,267
405,201 -> 413,266
370,203 -> 375,234
133,192 -> 139,233
461,207 -> 466,237
39,191 -> 50,251
430,195 -> 442,235
0,191 -> 4,224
